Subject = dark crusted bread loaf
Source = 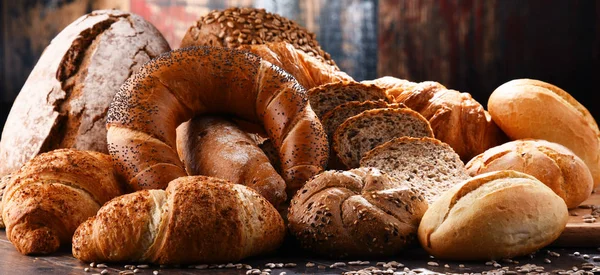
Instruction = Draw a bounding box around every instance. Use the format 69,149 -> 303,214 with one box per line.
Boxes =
333,108 -> 434,168
287,167 -> 428,258
360,137 -> 469,204
308,81 -> 390,118
0,10 -> 170,177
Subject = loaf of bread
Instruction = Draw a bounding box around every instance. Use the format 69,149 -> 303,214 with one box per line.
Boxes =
418,170 -> 568,260
361,137 -> 469,204
466,139 -> 593,209
366,77 -> 507,161
181,7 -> 335,66
333,108 -> 434,168
73,176 -> 285,264
2,149 -> 122,255
0,10 -> 170,177
176,116 -> 286,207
106,46 -> 328,197
308,81 -> 390,119
488,79 -> 600,188
0,174 -> 9,228
288,168 -> 428,258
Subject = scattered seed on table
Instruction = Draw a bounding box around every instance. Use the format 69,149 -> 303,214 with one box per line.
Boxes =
195,265 -> 208,269
459,264 -> 465,268
485,261 -> 494,266
427,262 -> 439,266
317,265 -> 326,269
90,263 -> 96,268
137,265 -> 149,269
279,272 -> 286,275
133,269 -> 139,274
152,271 -> 159,275
97,264 -> 108,268
100,270 -> 108,275
330,262 -> 346,268
305,262 -> 315,267
263,269 -> 272,272
583,254 -> 590,259
84,268 -> 90,272
444,264 -> 450,268
284,263 -> 296,267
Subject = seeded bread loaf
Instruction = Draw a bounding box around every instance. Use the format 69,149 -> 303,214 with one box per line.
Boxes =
181,7 -> 335,66
466,139 -> 593,209
360,137 -> 469,204
0,10 -> 170,177
308,81 -> 391,118
488,79 -> 600,188
3,149 -> 123,255
333,108 -> 434,168
73,176 -> 285,264
367,77 -> 507,161
418,170 -> 568,260
288,167 -> 428,258
176,116 -> 286,207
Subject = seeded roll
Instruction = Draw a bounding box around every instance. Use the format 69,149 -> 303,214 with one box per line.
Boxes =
288,168 -> 428,258
466,139 -> 594,209
106,46 -> 328,196
181,7 -> 335,66
418,170 -> 568,260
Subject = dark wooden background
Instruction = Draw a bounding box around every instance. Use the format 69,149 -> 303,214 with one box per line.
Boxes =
1,0 -> 599,132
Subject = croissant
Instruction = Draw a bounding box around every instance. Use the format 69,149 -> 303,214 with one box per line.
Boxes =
176,116 -> 286,207
2,149 -> 122,255
106,46 -> 329,195
72,176 -> 285,264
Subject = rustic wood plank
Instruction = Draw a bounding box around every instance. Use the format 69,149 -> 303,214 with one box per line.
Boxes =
378,0 -> 600,121
553,191 -> 600,247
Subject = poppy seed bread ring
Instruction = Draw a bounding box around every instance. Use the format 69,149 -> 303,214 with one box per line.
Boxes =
106,46 -> 328,194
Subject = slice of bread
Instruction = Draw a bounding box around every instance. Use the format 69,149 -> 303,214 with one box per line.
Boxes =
333,108 -> 434,168
321,101 -> 405,139
308,81 -> 390,118
360,137 -> 469,204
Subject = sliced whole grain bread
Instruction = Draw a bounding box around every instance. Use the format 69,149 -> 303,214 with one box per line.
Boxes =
360,136 -> 469,204
321,101 -> 406,139
333,108 -> 434,168
308,81 -> 390,118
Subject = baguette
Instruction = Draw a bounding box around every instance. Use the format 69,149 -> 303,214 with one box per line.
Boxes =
106,46 -> 328,195
176,116 -> 286,206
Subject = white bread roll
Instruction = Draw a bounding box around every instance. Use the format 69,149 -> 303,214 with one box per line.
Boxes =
466,139 -> 593,209
418,170 -> 568,261
488,79 -> 600,188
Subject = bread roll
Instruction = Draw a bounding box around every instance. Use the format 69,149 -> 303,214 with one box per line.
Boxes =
0,10 -> 170,177
72,176 -> 285,264
288,168 -> 428,258
418,170 -> 568,260
176,116 -> 286,207
2,149 -> 123,255
106,47 -> 329,195
466,139 -> 593,208
488,79 -> 600,188
0,174 -> 9,228
181,7 -> 335,66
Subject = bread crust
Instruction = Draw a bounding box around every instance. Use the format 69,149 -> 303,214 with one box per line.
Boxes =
72,176 -> 285,264
288,168 -> 427,258
106,46 -> 328,195
466,139 -> 594,208
0,10 -> 170,177
418,170 -> 568,260
176,116 -> 286,207
2,149 -> 122,255
488,79 -> 600,188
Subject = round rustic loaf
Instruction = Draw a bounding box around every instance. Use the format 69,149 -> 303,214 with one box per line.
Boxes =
418,170 -> 568,260
466,139 -> 593,209
181,7 -> 334,66
0,10 -> 170,177
288,167 -> 428,258
488,79 -> 600,188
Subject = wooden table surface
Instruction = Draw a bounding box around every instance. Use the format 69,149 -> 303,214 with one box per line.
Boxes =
1,230 -> 599,275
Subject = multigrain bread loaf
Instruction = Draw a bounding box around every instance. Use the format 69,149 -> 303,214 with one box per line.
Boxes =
72,176 -> 285,264
287,168 -> 428,258
239,42 -> 353,90
308,81 -> 391,119
418,170 -> 568,260
0,10 -> 170,177
333,108 -> 434,168
181,7 -> 335,66
366,77 -> 507,161
176,116 -> 286,207
466,139 -> 593,209
360,137 -> 469,204
2,149 -> 122,255
488,79 -> 600,188
106,46 -> 328,196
